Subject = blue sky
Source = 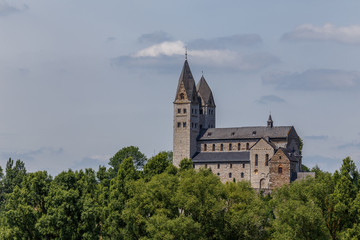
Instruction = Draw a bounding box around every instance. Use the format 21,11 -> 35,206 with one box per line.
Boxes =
0,0 -> 359,175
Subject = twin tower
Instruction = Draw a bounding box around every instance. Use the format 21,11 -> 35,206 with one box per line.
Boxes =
173,59 -> 215,167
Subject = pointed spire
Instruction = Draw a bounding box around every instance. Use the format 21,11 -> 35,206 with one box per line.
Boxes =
196,75 -> 215,107
267,114 -> 273,128
174,59 -> 198,103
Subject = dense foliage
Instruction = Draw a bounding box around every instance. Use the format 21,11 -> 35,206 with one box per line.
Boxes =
0,147 -> 359,239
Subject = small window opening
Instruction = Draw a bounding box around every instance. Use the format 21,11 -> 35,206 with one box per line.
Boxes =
246,143 -> 250,150
241,172 -> 244,178
265,154 -> 269,166
220,144 -> 223,151
230,163 -> 232,168
229,172 -> 232,178
204,144 -> 207,151
217,164 -> 220,169
177,109 -> 181,113
180,93 -> 184,100
183,122 -> 186,127
229,143 -> 232,151
183,108 -> 186,114
212,144 -> 215,151
278,167 -> 282,174
207,132 -> 212,136
177,122 -> 181,128
238,143 -> 241,150
242,163 -> 245,168
255,154 -> 258,166
205,164 -> 207,169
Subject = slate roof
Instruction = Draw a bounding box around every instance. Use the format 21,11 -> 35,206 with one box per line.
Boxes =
175,60 -> 198,102
196,75 -> 215,107
192,151 -> 250,163
198,126 -> 293,141
279,148 -> 300,162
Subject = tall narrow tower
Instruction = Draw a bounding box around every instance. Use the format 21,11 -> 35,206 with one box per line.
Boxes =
197,75 -> 216,129
173,59 -> 200,167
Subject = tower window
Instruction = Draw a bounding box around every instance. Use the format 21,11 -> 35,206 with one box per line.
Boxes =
278,166 -> 282,174
177,109 -> 181,113
246,143 -> 250,150
180,93 -> 184,100
230,163 -> 232,168
220,144 -> 223,151
183,108 -> 186,114
255,154 -> 258,166
243,163 -> 245,168
183,122 -> 186,127
217,163 -> 220,169
177,122 -> 181,128
238,143 -> 241,150
204,144 -> 207,151
241,172 -> 244,178
212,144 -> 215,151
265,154 -> 269,166
229,143 -> 232,151
229,172 -> 232,178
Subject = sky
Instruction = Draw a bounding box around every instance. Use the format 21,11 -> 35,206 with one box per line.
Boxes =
0,0 -> 359,176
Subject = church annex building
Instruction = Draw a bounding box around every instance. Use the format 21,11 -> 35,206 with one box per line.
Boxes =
172,59 -> 312,191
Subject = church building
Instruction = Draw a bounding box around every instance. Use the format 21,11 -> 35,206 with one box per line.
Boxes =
173,58 -> 304,190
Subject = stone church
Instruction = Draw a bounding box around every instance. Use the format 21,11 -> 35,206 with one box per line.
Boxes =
173,58 -> 304,190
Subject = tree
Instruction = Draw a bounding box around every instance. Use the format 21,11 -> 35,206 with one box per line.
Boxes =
109,146 -> 147,175
179,158 -> 193,171
3,171 -> 51,239
3,158 -> 26,195
143,152 -> 172,180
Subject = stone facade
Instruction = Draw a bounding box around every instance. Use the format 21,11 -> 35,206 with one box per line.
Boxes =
173,59 -> 305,190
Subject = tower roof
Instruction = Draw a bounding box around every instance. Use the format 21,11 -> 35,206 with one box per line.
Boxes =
174,60 -> 198,102
196,75 -> 215,107
267,114 -> 273,128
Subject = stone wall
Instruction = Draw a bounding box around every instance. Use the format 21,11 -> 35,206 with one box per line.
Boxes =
269,150 -> 291,189
194,162 -> 250,183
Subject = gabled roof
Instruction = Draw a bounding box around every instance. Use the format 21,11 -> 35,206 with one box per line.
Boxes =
249,137 -> 276,150
196,75 -> 215,107
198,126 -> 293,141
192,151 -> 250,163
174,60 -> 198,102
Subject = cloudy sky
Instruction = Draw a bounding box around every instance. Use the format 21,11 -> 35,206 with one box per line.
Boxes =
0,0 -> 359,175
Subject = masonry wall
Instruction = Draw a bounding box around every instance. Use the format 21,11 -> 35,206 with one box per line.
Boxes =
249,139 -> 275,189
194,162 -> 250,183
269,150 -> 291,189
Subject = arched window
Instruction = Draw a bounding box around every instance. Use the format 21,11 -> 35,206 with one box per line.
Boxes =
229,143 -> 232,151
241,172 -> 244,178
255,154 -> 258,166
212,144 -> 215,151
278,165 -> 283,174
180,93 -> 184,100
204,144 -> 207,151
246,143 -> 250,150
238,143 -> 241,150
220,144 -> 223,151
265,154 -> 269,166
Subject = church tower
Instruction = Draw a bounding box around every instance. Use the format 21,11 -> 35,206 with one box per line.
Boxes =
173,59 -> 200,167
197,75 -> 216,129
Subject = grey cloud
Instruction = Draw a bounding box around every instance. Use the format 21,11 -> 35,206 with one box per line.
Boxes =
262,69 -> 360,91
107,37 -> 116,42
138,31 -> 172,44
112,51 -> 279,73
304,135 -> 328,140
255,95 -> 286,104
0,1 -> 28,16
337,142 -> 360,150
188,34 -> 262,50
18,68 -> 30,75
282,24 -> 360,44
303,155 -> 342,173
1,147 -> 64,161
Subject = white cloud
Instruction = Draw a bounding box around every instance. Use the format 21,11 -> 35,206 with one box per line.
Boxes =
133,41 -> 185,57
129,40 -> 279,71
282,24 -> 360,44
